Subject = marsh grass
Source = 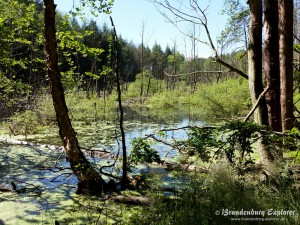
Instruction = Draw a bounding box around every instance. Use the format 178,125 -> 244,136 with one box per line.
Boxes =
144,78 -> 250,119
3,77 -> 250,136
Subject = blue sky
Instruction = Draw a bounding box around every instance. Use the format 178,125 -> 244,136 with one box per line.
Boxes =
55,0 -> 228,58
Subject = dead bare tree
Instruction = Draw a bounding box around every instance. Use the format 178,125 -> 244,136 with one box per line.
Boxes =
109,16 -> 129,187
152,0 -> 248,80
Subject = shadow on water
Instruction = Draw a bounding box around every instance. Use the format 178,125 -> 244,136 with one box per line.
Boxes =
0,144 -> 66,184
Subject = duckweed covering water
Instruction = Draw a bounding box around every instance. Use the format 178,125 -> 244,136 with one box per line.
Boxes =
0,118 -> 203,224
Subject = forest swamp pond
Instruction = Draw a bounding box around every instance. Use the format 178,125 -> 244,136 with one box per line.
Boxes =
0,109 -> 207,224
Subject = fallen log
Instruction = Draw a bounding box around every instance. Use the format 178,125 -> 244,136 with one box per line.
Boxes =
152,161 -> 208,173
0,137 -> 208,173
0,137 -> 64,152
164,162 -> 208,172
0,137 -> 114,159
109,194 -> 152,205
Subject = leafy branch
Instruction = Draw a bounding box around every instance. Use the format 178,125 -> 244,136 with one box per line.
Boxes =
130,121 -> 300,169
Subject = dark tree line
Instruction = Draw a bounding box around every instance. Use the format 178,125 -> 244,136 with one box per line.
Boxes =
0,0 -> 249,120
0,0 -> 188,116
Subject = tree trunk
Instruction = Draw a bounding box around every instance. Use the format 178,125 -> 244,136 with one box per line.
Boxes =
140,22 -> 145,98
279,0 -> 294,132
248,0 -> 269,126
109,16 -> 129,187
264,0 -> 282,132
43,0 -> 107,195
146,73 -> 152,96
248,0 -> 272,163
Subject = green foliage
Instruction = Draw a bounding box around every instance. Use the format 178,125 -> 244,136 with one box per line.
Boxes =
56,14 -> 104,89
129,138 -> 161,166
286,128 -> 300,150
185,122 -> 262,164
72,0 -> 114,17
8,110 -> 41,135
0,73 -> 31,108
132,163 -> 300,225
184,121 -> 300,166
11,76 -> 250,130
0,0 -> 252,121
191,78 -> 250,118
0,0 -> 42,114
145,78 -> 249,118
64,90 -> 119,121
125,70 -> 166,99
263,127 -> 300,160
29,90 -> 119,127
218,122 -> 262,162
167,51 -> 184,64
32,91 -> 56,125
186,127 -> 219,162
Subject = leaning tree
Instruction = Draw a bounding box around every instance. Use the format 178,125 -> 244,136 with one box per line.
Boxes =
43,0 -> 110,194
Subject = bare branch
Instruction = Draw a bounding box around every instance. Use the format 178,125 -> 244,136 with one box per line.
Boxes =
244,86 -> 270,122
215,58 -> 248,79
164,70 -> 230,77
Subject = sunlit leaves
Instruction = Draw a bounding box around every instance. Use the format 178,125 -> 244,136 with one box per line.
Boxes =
294,44 -> 300,53
100,66 -> 113,76
217,121 -> 261,161
71,0 -> 114,18
0,0 -> 44,111
56,14 -> 105,88
184,121 -> 300,165
84,71 -> 100,80
186,128 -> 216,162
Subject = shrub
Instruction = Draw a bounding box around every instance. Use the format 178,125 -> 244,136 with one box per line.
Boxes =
191,78 -> 250,118
8,110 -> 41,135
